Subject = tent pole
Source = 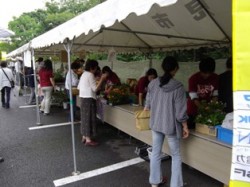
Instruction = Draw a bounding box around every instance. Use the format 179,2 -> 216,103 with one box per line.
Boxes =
22,52 -> 28,103
31,48 -> 42,126
63,38 -> 80,176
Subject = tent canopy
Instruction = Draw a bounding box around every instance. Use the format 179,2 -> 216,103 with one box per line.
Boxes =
0,26 -> 14,39
8,0 -> 232,56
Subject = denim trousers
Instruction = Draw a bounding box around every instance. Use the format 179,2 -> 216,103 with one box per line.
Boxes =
66,89 -> 77,120
149,131 -> 183,187
1,86 -> 11,107
40,86 -> 53,113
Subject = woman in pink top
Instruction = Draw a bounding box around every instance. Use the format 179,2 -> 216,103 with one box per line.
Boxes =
38,59 -> 55,115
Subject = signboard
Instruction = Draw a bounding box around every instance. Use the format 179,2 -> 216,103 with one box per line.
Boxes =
230,1 -> 250,186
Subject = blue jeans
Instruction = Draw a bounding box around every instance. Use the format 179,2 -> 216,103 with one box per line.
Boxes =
150,131 -> 183,187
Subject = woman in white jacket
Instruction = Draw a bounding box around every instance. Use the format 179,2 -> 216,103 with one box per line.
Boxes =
0,61 -> 14,109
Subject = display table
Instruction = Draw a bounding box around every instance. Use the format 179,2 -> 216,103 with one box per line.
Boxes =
103,104 -> 232,185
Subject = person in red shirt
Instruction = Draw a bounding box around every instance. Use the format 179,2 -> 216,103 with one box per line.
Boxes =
187,57 -> 219,129
135,68 -> 158,106
102,66 -> 121,95
38,59 -> 55,115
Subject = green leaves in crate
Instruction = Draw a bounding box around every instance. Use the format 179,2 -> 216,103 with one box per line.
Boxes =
195,100 -> 225,126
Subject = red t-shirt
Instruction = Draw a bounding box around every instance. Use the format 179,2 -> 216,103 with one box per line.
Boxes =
39,68 -> 53,87
187,72 -> 219,115
135,76 -> 149,98
106,72 -> 121,86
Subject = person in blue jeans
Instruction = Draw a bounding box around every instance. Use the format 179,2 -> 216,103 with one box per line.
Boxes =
144,56 -> 189,187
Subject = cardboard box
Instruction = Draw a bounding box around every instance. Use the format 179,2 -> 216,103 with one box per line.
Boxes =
195,123 -> 217,137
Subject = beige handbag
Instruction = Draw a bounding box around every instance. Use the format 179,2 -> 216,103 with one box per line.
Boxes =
135,110 -> 150,131
72,87 -> 79,96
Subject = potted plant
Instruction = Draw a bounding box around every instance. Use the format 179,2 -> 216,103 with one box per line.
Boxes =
107,84 -> 130,106
195,100 -> 225,136
51,90 -> 69,109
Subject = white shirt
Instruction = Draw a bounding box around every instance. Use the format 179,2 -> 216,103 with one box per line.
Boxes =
78,71 -> 97,99
65,70 -> 79,90
0,67 -> 14,90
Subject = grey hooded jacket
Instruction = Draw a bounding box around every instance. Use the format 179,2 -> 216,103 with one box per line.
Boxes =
145,78 -> 188,138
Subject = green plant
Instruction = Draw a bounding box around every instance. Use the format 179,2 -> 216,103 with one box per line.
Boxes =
107,84 -> 130,105
195,100 -> 225,126
51,90 -> 68,105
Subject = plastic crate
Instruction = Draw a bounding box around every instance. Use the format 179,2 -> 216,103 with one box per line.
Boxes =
216,126 -> 233,145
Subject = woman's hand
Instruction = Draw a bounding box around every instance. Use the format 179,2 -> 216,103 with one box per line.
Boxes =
182,122 -> 189,139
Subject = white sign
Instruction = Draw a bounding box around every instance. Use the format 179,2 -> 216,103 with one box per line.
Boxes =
234,91 -> 250,110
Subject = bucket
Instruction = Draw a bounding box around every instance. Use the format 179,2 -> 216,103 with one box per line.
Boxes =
63,102 -> 68,109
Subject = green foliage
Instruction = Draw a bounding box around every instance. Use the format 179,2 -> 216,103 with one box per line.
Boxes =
3,0 -> 101,52
195,100 -> 225,126
52,90 -> 68,104
107,84 -> 130,105
54,69 -> 65,83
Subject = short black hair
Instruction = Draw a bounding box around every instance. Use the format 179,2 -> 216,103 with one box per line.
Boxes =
37,57 -> 43,62
85,59 -> 99,71
226,57 -> 232,69
199,57 -> 216,73
146,68 -> 158,77
0,61 -> 7,68
71,62 -> 81,70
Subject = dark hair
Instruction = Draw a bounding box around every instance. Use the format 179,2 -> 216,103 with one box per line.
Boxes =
71,62 -> 81,70
159,56 -> 179,87
146,68 -> 158,77
43,59 -> 53,70
199,57 -> 215,73
37,57 -> 43,62
102,66 -> 112,74
84,59 -> 99,71
0,61 -> 7,68
226,57 -> 232,69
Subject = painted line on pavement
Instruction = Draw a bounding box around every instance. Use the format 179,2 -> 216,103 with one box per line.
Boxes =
29,121 -> 80,130
19,105 -> 37,108
53,157 -> 145,186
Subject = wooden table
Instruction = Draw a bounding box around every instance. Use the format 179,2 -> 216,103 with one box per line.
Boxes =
103,104 -> 232,185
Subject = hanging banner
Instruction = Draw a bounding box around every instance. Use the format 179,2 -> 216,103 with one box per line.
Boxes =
230,0 -> 250,186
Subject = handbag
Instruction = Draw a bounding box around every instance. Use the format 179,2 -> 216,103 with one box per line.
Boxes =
1,69 -> 15,88
135,110 -> 150,131
72,86 -> 79,96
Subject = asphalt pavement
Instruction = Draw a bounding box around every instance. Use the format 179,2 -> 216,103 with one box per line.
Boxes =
0,92 -> 224,187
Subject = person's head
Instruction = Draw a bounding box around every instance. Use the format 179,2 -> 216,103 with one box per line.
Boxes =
102,66 -> 113,76
43,59 -> 53,70
145,68 -> 158,82
84,59 -> 99,73
160,56 -> 179,87
71,62 -> 81,73
226,57 -> 232,70
0,61 -> 7,68
37,57 -> 43,63
199,57 -> 216,79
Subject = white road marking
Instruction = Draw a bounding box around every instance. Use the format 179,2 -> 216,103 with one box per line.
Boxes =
53,157 -> 145,186
19,105 -> 37,108
29,121 -> 80,130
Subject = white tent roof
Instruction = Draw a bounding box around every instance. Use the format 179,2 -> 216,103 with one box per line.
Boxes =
8,0 -> 232,56
0,26 -> 14,39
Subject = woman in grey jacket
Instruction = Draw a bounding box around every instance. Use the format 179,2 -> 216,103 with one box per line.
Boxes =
144,56 -> 189,187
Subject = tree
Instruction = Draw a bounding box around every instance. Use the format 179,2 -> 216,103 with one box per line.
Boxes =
1,0 -> 101,53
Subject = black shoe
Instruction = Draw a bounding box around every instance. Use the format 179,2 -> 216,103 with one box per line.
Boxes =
0,157 -> 4,163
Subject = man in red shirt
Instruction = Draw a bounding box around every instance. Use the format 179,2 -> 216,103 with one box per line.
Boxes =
187,57 -> 219,129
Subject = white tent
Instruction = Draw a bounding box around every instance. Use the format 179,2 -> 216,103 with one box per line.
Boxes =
15,0 -> 231,55
0,26 -> 14,39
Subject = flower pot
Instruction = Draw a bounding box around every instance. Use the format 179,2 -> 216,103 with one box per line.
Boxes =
63,102 -> 68,109
195,123 -> 217,136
